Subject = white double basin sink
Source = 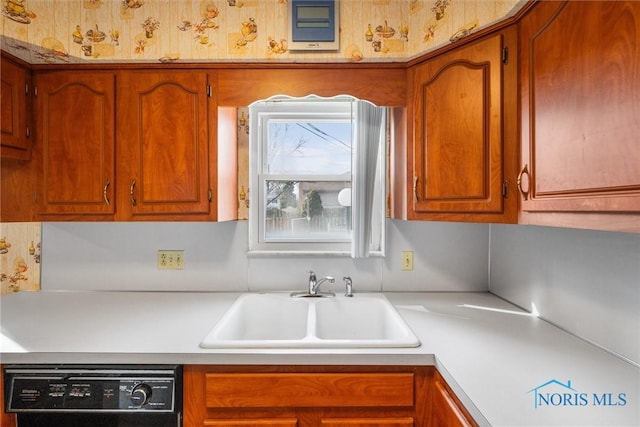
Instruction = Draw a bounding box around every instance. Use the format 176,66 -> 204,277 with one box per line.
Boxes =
200,293 -> 420,349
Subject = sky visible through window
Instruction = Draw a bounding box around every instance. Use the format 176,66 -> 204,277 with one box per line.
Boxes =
267,120 -> 352,176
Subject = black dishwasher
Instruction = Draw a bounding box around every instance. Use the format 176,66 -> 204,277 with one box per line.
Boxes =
3,364 -> 182,427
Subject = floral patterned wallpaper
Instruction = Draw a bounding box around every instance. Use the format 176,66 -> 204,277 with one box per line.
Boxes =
1,0 -> 524,64
0,222 -> 41,295
237,107 -> 249,220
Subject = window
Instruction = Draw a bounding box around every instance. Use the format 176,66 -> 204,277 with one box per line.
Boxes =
248,95 -> 386,257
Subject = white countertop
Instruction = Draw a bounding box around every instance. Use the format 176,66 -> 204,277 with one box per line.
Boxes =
1,290 -> 638,426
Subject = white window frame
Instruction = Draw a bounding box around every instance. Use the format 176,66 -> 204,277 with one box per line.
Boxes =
248,95 -> 386,257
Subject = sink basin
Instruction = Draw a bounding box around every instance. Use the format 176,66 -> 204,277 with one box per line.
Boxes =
201,294 -> 309,345
314,297 -> 415,341
200,293 -> 420,348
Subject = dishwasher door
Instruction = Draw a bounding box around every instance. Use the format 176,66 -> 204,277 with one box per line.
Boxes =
4,365 -> 182,427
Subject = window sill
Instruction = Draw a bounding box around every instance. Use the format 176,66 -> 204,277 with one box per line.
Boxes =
247,250 -> 384,258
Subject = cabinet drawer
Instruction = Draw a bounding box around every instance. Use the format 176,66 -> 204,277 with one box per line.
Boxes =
205,373 -> 414,408
321,418 -> 414,426
205,419 -> 298,426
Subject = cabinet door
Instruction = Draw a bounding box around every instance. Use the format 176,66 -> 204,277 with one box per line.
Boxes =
36,72 -> 116,216
117,71 -> 212,219
519,2 -> 640,222
409,29 -> 517,223
1,57 -> 30,160
430,373 -> 477,427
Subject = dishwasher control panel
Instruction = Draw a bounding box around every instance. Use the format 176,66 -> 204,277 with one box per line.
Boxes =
4,365 -> 180,413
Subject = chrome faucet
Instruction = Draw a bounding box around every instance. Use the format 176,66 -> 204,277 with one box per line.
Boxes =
343,276 -> 353,297
291,271 -> 335,298
309,271 -> 335,295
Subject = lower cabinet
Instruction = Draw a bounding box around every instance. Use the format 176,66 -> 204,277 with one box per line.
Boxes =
430,371 -> 476,427
183,365 -> 477,427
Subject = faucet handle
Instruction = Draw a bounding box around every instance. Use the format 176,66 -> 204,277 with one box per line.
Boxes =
343,276 -> 353,297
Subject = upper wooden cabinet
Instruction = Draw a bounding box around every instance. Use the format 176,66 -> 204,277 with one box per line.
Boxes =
33,70 -> 220,221
1,56 -> 31,160
407,27 -> 518,224
116,71 -> 215,220
518,1 -> 640,232
35,71 -> 116,217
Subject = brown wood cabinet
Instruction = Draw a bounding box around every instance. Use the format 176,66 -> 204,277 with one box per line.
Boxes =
1,56 -> 37,221
406,27 -> 518,224
116,70 -> 216,220
184,365 -> 477,427
33,70 -> 221,221
184,365 -> 425,426
1,61 -> 406,223
35,71 -> 116,217
518,1 -> 640,232
429,371 -> 476,427
1,55 -> 31,160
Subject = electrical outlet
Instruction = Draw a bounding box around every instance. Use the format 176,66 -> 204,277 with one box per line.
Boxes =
157,250 -> 185,270
401,250 -> 414,271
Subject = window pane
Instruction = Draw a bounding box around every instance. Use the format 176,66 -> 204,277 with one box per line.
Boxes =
264,180 -> 352,241
266,121 -> 352,175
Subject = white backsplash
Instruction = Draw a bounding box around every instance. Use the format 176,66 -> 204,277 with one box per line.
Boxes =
40,219 -> 489,293
489,224 -> 640,366
42,221 -> 248,292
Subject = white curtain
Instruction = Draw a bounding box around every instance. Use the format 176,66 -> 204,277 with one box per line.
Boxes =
351,100 -> 386,258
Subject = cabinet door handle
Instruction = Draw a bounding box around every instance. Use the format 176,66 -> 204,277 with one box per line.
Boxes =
129,179 -> 137,206
517,164 -> 530,201
103,179 -> 111,206
413,176 -> 419,202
